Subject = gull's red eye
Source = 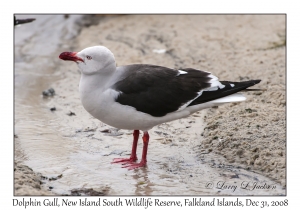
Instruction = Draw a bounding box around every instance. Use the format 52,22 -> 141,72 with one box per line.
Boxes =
86,55 -> 92,60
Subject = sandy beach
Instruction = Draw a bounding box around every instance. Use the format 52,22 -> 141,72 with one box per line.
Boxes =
14,15 -> 285,195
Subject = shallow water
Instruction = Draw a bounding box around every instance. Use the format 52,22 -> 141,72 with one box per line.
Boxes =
14,15 -> 285,196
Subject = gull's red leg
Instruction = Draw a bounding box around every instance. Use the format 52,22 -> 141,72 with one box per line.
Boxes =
111,130 -> 139,164
123,131 -> 149,170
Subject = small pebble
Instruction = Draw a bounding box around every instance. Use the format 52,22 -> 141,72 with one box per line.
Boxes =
67,111 -> 76,116
42,88 -> 55,97
100,129 -> 110,133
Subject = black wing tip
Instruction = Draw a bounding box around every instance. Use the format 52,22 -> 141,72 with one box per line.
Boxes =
246,79 -> 261,86
252,79 -> 261,84
240,79 -> 261,89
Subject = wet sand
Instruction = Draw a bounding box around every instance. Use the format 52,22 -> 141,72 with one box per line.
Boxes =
14,15 -> 285,195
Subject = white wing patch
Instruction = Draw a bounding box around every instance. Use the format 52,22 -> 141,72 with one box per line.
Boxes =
208,74 -> 225,89
230,83 -> 235,87
177,70 -> 188,76
176,72 -> 226,111
204,86 -> 218,91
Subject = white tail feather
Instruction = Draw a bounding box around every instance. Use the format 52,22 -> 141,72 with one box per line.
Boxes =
210,93 -> 246,103
185,93 -> 247,114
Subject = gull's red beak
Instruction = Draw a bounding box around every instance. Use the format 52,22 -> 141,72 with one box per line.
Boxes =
59,52 -> 84,63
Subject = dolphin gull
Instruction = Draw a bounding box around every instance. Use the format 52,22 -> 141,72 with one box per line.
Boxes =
59,46 -> 261,170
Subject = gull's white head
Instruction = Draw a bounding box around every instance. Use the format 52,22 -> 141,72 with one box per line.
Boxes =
59,46 -> 116,75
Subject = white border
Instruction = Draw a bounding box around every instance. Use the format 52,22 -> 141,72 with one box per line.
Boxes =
3,0 -> 297,209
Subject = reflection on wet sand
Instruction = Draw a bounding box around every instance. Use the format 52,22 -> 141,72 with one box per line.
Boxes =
132,168 -> 154,195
